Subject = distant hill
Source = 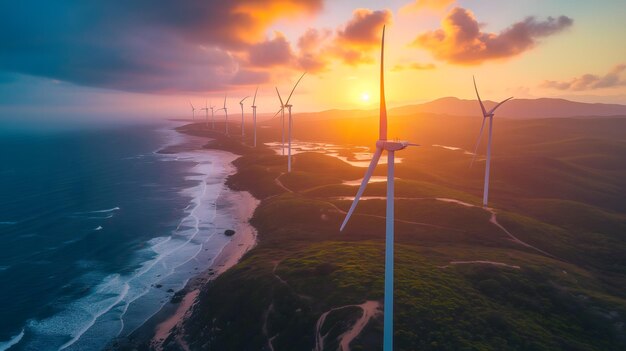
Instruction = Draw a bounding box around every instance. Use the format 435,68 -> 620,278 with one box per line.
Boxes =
285,97 -> 626,121
390,97 -> 626,119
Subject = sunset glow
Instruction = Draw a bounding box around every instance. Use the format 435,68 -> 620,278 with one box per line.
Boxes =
0,0 -> 624,123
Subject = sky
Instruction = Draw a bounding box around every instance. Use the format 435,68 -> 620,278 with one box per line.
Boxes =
0,0 -> 625,124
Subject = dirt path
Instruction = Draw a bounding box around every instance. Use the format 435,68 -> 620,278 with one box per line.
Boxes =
440,260 -> 521,269
314,301 -> 381,351
338,301 -> 381,351
262,303 -> 276,351
274,173 -> 292,193
329,193 -> 559,260
487,211 -> 558,259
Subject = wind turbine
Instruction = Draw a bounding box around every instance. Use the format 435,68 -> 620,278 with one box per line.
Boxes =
251,87 -> 259,147
282,72 -> 306,173
210,102 -> 215,130
217,93 -> 229,135
239,96 -> 250,136
470,77 -> 513,207
200,100 -> 209,128
189,101 -> 196,122
275,88 -> 286,155
339,26 -> 417,351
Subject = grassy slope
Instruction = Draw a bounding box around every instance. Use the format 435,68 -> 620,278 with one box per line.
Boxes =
166,119 -> 626,351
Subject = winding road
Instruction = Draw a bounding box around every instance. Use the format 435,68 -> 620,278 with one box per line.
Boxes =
314,301 -> 381,351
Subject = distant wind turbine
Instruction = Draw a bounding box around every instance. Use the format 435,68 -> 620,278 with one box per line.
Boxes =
210,102 -> 215,130
251,87 -> 259,147
275,88 -> 286,155
339,26 -> 418,351
189,101 -> 196,122
470,77 -> 513,207
282,72 -> 306,173
217,93 -> 229,135
200,100 -> 209,128
239,96 -> 250,136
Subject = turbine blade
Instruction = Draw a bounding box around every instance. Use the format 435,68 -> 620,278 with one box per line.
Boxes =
488,96 -> 513,115
473,76 -> 487,117
275,87 -> 284,107
240,96 -> 250,104
223,93 -> 227,108
379,26 -> 387,141
272,108 -> 282,118
470,117 -> 487,168
189,101 -> 194,110
285,72 -> 306,105
340,147 -> 383,231
252,86 -> 259,105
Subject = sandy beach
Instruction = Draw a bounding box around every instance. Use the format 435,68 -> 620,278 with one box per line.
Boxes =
113,125 -> 260,350
149,188 -> 259,350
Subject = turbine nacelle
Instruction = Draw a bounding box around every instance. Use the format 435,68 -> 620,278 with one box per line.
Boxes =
376,140 -> 410,151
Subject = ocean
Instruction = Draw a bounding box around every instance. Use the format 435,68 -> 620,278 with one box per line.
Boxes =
0,122 -> 241,350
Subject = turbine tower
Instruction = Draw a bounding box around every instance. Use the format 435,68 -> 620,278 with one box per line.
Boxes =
239,96 -> 250,136
189,101 -> 196,122
340,26 -> 417,351
275,88 -> 286,155
217,93 -> 229,135
251,87 -> 259,147
283,72 -> 306,173
210,102 -> 215,130
200,100 -> 209,128
471,77 -> 513,207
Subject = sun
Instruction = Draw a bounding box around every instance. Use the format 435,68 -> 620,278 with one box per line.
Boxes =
360,92 -> 371,103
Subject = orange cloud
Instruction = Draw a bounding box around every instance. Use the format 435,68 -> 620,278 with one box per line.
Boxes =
412,7 -> 573,65
400,0 -> 455,13
296,28 -> 333,72
333,8 -> 393,65
247,32 -> 295,67
336,9 -> 392,49
392,63 -> 436,71
292,8 -> 393,70
542,64 -> 626,91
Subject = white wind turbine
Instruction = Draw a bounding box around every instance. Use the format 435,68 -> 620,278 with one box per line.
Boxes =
275,88 -> 286,155
210,102 -> 216,130
251,87 -> 259,147
470,77 -> 513,207
239,96 -> 250,136
189,101 -> 196,122
282,72 -> 306,173
339,26 -> 417,351
217,93 -> 229,135
200,100 -> 209,128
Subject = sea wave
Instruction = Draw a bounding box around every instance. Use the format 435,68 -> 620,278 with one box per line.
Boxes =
74,207 -> 120,215
8,127 -> 241,350
0,328 -> 24,351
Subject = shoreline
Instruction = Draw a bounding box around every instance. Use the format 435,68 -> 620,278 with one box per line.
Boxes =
113,124 -> 259,350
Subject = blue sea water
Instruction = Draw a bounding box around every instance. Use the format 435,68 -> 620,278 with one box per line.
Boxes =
0,123 -> 238,350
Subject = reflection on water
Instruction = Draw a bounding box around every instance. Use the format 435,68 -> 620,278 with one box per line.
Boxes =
432,144 -> 475,156
342,176 -> 388,186
264,141 -> 404,167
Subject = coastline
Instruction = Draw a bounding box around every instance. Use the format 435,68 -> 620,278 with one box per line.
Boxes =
113,124 -> 259,350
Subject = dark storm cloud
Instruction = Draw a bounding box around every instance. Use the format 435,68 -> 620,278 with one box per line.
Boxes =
0,0 -> 323,92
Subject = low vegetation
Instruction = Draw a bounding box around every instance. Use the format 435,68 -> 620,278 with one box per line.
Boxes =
165,116 -> 626,350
